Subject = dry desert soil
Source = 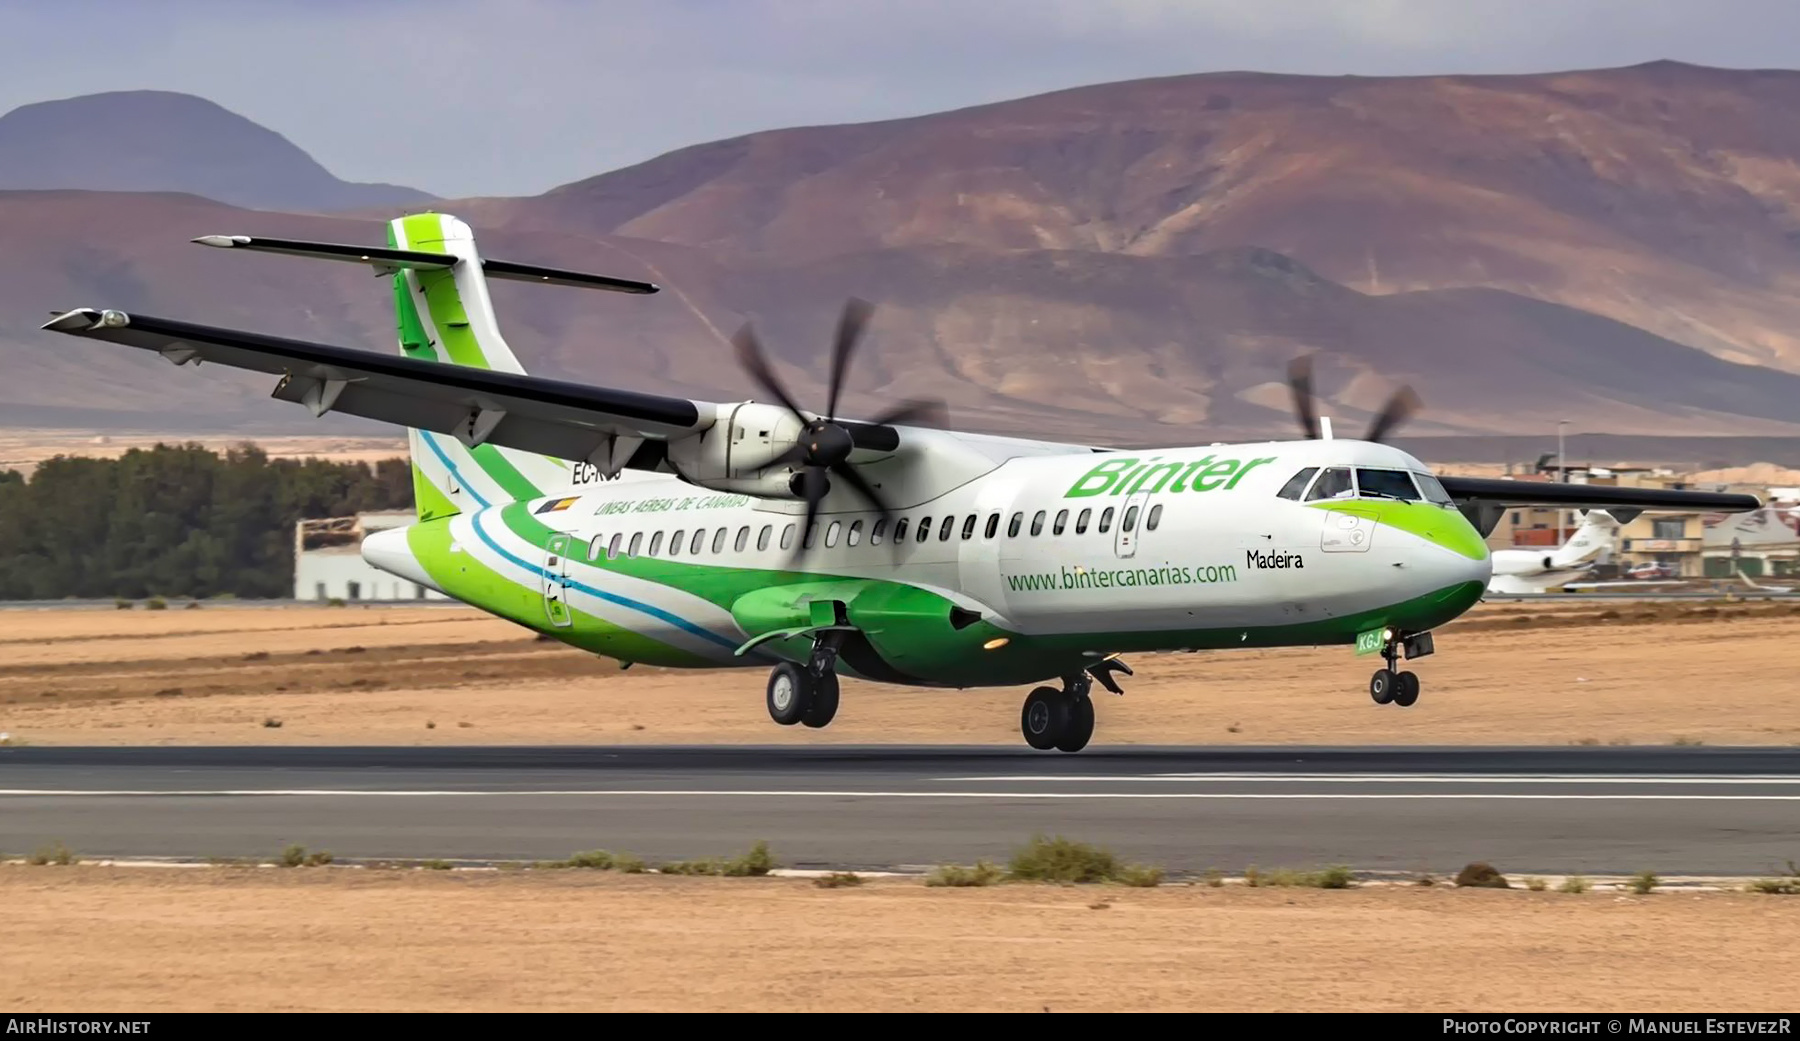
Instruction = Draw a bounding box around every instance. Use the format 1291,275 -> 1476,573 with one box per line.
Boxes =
1,599 -> 1797,746
2,867 -> 1797,1012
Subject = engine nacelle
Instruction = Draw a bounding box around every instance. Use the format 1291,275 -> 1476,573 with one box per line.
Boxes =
665,401 -> 808,498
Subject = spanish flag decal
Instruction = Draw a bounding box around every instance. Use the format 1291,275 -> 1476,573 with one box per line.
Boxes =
534,496 -> 580,515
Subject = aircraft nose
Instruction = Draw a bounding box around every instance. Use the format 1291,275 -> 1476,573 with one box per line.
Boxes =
361,526 -> 438,591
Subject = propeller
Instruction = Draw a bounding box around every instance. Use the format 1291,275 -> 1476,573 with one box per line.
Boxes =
730,298 -> 947,561
1284,354 -> 1420,443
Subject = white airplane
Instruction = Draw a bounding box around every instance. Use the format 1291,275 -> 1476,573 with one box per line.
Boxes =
1486,510 -> 1620,594
38,213 -> 1763,752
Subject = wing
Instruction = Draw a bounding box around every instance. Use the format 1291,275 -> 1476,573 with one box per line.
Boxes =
41,308 -> 904,469
1439,475 -> 1762,534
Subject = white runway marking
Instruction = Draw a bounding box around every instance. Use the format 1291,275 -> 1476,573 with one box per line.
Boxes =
3,789 -> 1800,801
946,774 -> 1800,784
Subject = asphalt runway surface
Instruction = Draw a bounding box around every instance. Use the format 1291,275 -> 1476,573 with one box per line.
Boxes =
3,745 -> 1798,875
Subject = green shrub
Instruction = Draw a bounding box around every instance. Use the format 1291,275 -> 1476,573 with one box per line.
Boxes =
814,872 -> 864,889
145,596 -> 167,610
27,842 -> 77,866
304,850 -> 333,867
1007,834 -> 1118,883
1454,862 -> 1511,889
722,840 -> 776,877
421,859 -> 454,871
1202,869 -> 1225,888
926,861 -> 1002,887
1627,871 -> 1658,894
1525,877 -> 1548,891
613,853 -> 646,874
279,844 -> 308,868
565,850 -> 616,870
114,598 -> 133,610
1116,864 -> 1165,888
1558,876 -> 1590,894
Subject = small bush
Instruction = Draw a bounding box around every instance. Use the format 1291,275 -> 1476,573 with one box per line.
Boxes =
279,844 -> 308,868
723,841 -> 776,877
565,850 -> 616,870
1672,736 -> 1704,747
1454,862 -> 1511,889
1525,877 -> 1548,891
1008,834 -> 1118,883
1202,869 -> 1225,888
1627,871 -> 1658,894
1249,865 -> 1356,889
114,598 -> 133,610
659,858 -> 722,876
28,842 -> 77,866
421,859 -> 454,871
327,597 -> 346,607
1559,876 -> 1590,894
1746,877 -> 1800,895
613,853 -> 646,874
262,717 -> 283,729
1244,865 -> 1264,887
926,861 -> 1003,887
814,872 -> 864,889
1415,874 -> 1438,887
305,850 -> 333,867
1116,864 -> 1165,888
145,596 -> 167,611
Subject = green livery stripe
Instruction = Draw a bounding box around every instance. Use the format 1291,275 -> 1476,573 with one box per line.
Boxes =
385,222 -> 437,362
412,466 -> 459,522
470,444 -> 543,502
1309,500 -> 1489,560
407,516 -> 709,667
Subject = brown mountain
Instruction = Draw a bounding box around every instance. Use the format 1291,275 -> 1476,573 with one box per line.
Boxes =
9,62 -> 1800,444
0,92 -> 434,213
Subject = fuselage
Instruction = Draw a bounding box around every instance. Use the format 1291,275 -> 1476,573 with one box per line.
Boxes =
364,436 -> 1492,688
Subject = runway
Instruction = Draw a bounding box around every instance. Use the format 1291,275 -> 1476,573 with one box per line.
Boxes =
4,745 -> 1799,875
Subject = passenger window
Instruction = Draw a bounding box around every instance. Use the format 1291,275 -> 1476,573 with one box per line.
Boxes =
735,527 -> 750,552
628,532 -> 643,557
608,533 -> 622,559
894,518 -> 909,542
1356,468 -> 1421,502
1306,467 -> 1354,501
757,525 -> 772,552
589,535 -> 606,559
1099,508 -> 1114,533
670,529 -> 685,556
1008,512 -> 1023,537
1146,504 -> 1162,531
984,514 -> 999,539
938,516 -> 955,541
871,519 -> 886,545
1075,508 -> 1091,534
780,524 -> 795,550
825,522 -> 841,547
1030,510 -> 1046,536
917,517 -> 932,543
961,514 -> 977,540
1276,467 -> 1318,501
1122,506 -> 1139,532
804,522 -> 819,550
648,532 -> 664,556
1052,509 -> 1068,535
847,520 -> 863,546
691,529 -> 706,555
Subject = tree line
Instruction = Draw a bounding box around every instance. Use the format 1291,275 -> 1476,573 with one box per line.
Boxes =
0,443 -> 412,599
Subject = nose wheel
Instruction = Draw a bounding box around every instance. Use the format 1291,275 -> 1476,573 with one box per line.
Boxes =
764,630 -> 846,729
1369,631 -> 1427,708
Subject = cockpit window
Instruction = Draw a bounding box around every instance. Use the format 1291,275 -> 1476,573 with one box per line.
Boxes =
1413,472 -> 1456,507
1305,467 -> 1354,501
1276,467 -> 1318,501
1355,468 -> 1421,502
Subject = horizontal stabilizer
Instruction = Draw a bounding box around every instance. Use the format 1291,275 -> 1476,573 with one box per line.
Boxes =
191,234 -> 660,294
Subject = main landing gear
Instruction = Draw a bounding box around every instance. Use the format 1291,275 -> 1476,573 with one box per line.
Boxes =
1021,659 -> 1132,753
1369,631 -> 1432,708
764,631 -> 843,730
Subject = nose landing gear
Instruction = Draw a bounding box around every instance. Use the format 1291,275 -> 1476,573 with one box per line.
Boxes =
1370,631 -> 1430,708
764,629 -> 845,729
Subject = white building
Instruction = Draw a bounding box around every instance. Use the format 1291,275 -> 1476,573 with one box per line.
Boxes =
293,512 -> 449,602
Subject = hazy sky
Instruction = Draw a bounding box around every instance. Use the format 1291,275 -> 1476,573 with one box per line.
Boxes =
4,0 -> 1800,198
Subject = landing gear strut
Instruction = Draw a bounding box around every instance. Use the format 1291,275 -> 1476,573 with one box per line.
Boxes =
1020,659 -> 1130,753
1369,631 -> 1429,708
765,630 -> 843,729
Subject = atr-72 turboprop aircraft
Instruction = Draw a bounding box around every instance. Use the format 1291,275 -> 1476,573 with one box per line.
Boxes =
41,213 -> 1763,752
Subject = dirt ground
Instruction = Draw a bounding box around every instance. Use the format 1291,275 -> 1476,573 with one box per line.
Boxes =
1,866 -> 1794,1012
2,600 -> 1798,746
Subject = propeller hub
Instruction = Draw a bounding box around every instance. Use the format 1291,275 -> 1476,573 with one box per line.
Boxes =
803,421 -> 854,467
